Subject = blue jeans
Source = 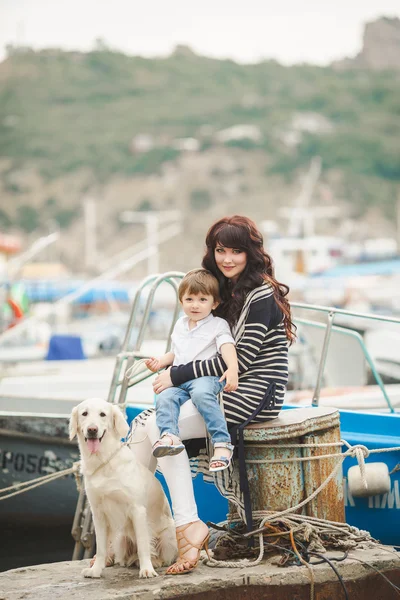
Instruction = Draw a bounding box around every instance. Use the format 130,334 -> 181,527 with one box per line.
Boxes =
155,376 -> 231,446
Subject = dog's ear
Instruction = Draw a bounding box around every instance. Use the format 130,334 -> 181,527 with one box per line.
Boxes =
69,406 -> 79,440
112,405 -> 129,439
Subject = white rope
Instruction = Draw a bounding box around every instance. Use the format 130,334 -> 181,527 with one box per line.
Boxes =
203,521 -> 316,598
0,462 -> 80,501
277,513 -> 372,539
244,446 -> 357,523
203,532 -> 265,568
244,440 -> 400,491
203,507 -> 375,598
124,358 -> 150,382
125,418 -> 149,445
251,441 -> 343,449
203,440 -> 398,571
246,452 -> 343,464
0,434 -> 146,502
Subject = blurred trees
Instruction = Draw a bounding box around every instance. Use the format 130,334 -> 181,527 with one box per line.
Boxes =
0,48 -> 399,216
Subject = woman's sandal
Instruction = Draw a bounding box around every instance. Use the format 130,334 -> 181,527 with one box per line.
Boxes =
166,522 -> 210,575
209,442 -> 234,473
152,433 -> 185,458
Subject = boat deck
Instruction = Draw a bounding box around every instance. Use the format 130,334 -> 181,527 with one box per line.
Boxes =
1,546 -> 399,600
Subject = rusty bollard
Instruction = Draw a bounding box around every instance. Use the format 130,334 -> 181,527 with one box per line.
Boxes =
235,406 -> 345,523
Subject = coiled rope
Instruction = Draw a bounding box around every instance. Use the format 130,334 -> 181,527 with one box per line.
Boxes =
202,441 -> 400,571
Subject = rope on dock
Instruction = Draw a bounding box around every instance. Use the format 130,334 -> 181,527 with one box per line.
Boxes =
0,461 -> 81,501
203,515 -> 382,600
0,430 -> 148,502
202,440 -> 400,600
244,440 -> 400,505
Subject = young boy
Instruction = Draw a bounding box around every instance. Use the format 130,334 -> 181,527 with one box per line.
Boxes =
145,268 -> 237,472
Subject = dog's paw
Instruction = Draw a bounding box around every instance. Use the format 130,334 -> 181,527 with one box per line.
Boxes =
82,567 -> 102,578
139,567 -> 158,578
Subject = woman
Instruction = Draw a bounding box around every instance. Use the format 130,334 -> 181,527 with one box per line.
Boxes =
132,215 -> 296,574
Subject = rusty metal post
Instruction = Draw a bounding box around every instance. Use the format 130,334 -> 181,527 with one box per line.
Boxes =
235,407 -> 345,522
303,422 -> 345,522
242,437 -> 305,513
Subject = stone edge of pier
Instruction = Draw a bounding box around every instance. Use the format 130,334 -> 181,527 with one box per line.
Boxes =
0,545 -> 399,600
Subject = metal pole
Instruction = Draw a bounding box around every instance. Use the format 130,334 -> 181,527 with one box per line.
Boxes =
312,310 -> 335,406
146,214 -> 159,275
84,197 -> 97,269
397,191 -> 400,255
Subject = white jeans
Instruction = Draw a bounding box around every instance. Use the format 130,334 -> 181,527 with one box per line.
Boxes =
131,400 -> 207,527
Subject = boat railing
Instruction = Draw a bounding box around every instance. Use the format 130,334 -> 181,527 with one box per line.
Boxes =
106,277 -> 400,414
291,302 -> 400,413
106,271 -> 184,406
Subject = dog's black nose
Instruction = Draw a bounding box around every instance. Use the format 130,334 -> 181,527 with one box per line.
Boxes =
87,426 -> 98,438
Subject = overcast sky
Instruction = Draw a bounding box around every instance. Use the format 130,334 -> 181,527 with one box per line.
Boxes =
1,0 -> 399,65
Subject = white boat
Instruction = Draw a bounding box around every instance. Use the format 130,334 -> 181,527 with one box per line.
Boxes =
286,384 -> 400,412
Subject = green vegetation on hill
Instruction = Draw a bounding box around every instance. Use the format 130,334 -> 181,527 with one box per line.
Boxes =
1,48 -> 400,213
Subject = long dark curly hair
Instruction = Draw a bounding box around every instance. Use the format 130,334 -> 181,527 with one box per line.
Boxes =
202,215 -> 296,343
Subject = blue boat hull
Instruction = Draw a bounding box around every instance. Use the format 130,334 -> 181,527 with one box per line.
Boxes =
126,405 -> 400,546
339,409 -> 400,546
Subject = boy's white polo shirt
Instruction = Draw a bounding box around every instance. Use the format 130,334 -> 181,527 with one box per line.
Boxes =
171,313 -> 235,366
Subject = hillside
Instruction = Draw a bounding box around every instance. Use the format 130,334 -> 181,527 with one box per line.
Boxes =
1,22 -> 400,274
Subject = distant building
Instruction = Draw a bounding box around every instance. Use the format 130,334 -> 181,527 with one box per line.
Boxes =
19,262 -> 70,280
291,112 -> 333,134
171,137 -> 200,152
130,134 -> 155,154
215,124 -> 262,143
281,112 -> 333,147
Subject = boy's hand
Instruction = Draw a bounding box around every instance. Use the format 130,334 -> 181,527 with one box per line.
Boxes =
145,357 -> 162,373
219,368 -> 238,392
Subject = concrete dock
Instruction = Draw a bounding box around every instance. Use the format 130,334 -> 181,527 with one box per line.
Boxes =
0,546 -> 399,600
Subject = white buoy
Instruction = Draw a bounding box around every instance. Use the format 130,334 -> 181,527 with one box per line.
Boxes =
347,462 -> 391,498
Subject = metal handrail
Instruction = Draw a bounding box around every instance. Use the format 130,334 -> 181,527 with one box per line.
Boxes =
291,302 -> 400,413
292,302 -> 400,325
107,271 -> 184,405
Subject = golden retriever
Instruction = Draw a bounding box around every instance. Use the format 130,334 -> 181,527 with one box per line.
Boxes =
69,397 -> 177,578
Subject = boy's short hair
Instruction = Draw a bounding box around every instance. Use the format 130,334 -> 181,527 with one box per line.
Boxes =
178,268 -> 220,303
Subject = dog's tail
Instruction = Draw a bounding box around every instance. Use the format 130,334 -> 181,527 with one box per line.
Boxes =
157,522 -> 178,566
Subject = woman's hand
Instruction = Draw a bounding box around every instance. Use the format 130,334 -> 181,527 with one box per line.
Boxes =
219,368 -> 238,392
153,368 -> 173,394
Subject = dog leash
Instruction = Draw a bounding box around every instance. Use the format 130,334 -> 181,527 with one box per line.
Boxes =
89,443 -> 126,477
126,418 -> 149,445
87,427 -> 150,478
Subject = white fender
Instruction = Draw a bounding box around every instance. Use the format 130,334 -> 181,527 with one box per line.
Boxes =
347,462 -> 391,498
